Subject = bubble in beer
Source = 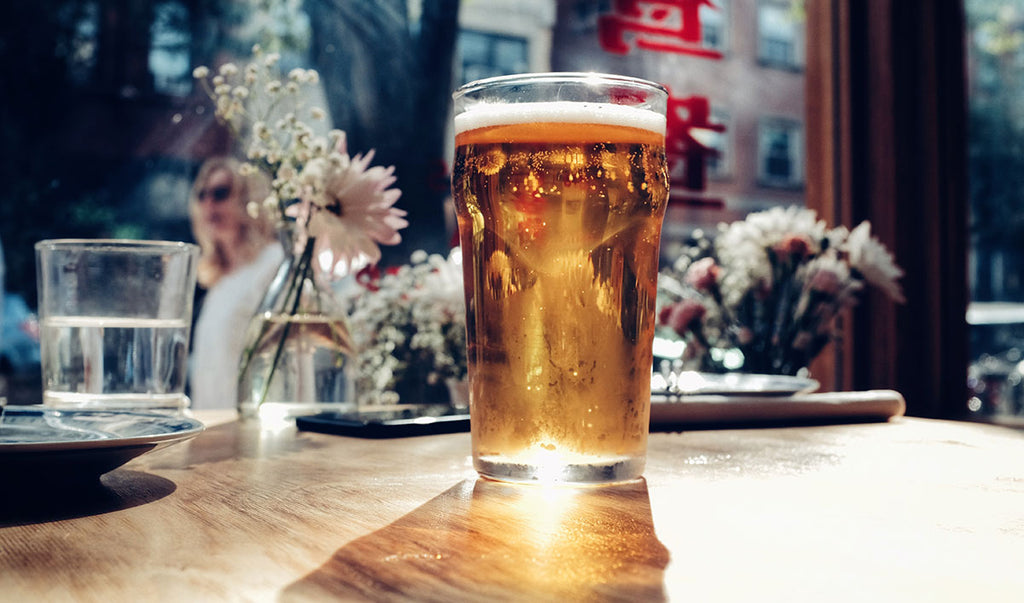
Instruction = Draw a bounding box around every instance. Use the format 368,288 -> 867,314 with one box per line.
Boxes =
477,148 -> 506,175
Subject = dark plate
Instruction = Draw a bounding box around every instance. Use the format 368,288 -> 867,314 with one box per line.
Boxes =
0,407 -> 204,484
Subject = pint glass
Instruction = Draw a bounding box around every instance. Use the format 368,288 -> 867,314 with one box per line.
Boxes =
451,73 -> 669,483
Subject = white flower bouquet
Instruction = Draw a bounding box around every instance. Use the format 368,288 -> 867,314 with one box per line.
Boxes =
345,248 -> 467,407
193,46 -> 407,279
193,46 -> 408,411
657,206 -> 905,375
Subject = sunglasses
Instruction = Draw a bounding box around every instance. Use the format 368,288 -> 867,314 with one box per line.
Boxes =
197,185 -> 232,203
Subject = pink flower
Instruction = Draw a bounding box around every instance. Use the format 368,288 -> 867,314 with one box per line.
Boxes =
791,331 -> 814,350
808,267 -> 842,296
773,233 -> 813,260
659,300 -> 707,337
735,326 -> 753,345
288,148 -> 408,280
685,257 -> 720,291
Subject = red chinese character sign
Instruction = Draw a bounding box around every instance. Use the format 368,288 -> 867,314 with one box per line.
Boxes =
599,0 -> 722,59
599,0 -> 725,205
666,93 -> 724,193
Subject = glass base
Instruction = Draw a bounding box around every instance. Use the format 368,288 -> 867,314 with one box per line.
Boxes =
475,454 -> 645,485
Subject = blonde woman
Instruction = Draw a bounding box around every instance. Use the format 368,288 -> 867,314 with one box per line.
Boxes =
189,157 -> 283,410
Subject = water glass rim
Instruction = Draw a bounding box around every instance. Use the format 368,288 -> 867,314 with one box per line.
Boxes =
35,239 -> 198,254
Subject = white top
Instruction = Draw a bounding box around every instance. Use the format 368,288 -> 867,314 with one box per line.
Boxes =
190,243 -> 284,410
454,101 -> 666,136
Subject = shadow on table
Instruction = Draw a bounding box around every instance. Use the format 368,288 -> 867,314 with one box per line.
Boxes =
283,477 -> 670,601
0,469 -> 176,527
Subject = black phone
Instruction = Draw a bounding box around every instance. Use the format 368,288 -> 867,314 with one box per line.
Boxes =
295,408 -> 470,439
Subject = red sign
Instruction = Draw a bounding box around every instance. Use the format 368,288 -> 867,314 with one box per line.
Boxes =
666,94 -> 724,192
599,0 -> 722,59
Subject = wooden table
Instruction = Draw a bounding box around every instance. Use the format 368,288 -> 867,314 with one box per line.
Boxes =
2,412 -> 1023,602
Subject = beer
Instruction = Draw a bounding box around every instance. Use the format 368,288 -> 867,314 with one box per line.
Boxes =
453,96 -> 669,483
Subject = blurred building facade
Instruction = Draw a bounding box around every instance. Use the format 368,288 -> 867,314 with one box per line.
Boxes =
455,0 -> 806,248
0,0 -> 805,299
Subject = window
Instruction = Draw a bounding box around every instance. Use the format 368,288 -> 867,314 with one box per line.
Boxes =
965,0 -> 1024,420
457,30 -> 530,85
7,0 -> 823,404
701,0 -> 728,52
758,1 -> 802,69
149,1 -> 191,96
803,1 -> 969,416
58,1 -> 99,85
704,108 -> 732,179
758,118 -> 803,187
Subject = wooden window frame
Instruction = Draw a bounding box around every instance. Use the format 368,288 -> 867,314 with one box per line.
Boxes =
805,0 -> 969,418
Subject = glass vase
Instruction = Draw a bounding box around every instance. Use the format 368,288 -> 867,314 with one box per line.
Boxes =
237,231 -> 357,420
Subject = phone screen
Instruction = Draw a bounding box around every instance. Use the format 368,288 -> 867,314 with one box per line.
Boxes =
295,407 -> 470,438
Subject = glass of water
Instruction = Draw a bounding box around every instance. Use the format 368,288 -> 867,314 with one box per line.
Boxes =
35,240 -> 199,414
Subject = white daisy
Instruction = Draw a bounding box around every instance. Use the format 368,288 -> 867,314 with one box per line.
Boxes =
843,222 -> 905,303
305,149 -> 408,278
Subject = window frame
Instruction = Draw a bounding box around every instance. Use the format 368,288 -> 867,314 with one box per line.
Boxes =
701,0 -> 730,54
705,106 -> 733,180
757,116 -> 804,188
757,0 -> 805,70
804,0 -> 968,419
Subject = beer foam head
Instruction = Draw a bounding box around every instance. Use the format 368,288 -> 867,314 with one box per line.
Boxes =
455,101 -> 666,137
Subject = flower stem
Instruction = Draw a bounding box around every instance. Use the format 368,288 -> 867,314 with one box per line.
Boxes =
254,237 -> 316,408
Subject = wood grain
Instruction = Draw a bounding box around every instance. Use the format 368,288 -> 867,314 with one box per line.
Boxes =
2,413 -> 1023,601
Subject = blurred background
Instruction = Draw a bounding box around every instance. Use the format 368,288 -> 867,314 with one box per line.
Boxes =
0,0 -> 1021,425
